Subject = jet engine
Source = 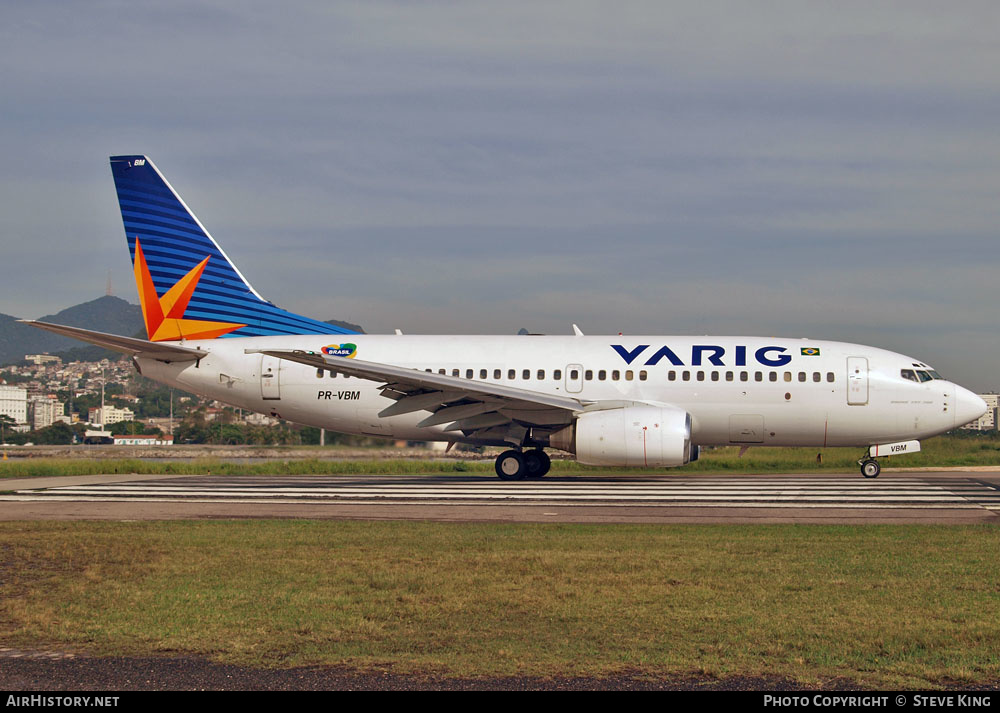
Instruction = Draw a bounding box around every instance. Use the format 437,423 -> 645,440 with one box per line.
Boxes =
550,405 -> 695,467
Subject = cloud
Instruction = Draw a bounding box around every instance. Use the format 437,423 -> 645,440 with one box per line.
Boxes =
0,2 -> 997,389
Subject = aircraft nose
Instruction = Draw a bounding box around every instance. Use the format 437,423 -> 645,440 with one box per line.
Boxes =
953,386 -> 988,428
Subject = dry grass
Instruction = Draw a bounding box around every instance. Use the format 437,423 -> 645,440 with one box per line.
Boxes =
1,521 -> 998,688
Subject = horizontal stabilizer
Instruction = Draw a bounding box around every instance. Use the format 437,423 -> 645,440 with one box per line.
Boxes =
19,321 -> 205,362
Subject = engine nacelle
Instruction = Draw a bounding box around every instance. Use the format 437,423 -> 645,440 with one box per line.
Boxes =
550,405 -> 693,468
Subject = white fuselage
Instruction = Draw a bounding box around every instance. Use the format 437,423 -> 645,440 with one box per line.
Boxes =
135,334 -> 982,450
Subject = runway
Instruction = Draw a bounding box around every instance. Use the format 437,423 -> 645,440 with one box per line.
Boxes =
2,471 -> 999,523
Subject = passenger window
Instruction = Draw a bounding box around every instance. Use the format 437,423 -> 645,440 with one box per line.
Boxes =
726,371 -> 734,382
625,370 -> 633,381
466,369 -> 473,379
611,370 -> 620,381
696,371 -> 705,381
711,371 -> 719,382
493,369 -> 501,380
439,369 -> 446,375
682,371 -> 691,381
740,372 -> 749,382
598,370 -> 607,381
523,369 -> 530,380
426,368 -> 433,373
826,372 -> 834,382
639,371 -> 647,381
784,372 -> 792,382
452,369 -> 460,377
508,369 -> 515,380
554,369 -> 562,380
480,369 -> 487,379
668,371 -> 676,381
754,372 -> 763,382
585,370 -> 593,380
570,370 -> 579,380
538,369 -> 545,380
798,372 -> 806,382
316,368 -> 323,379
769,372 -> 777,382
813,372 -> 821,382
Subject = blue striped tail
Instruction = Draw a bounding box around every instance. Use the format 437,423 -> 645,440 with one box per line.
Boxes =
109,155 -> 357,338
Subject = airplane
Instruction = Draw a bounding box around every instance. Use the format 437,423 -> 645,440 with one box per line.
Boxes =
22,155 -> 987,480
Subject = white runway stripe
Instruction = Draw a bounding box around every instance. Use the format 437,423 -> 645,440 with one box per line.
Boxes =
6,474 -> 998,510
0,495 -> 989,510
33,491 -> 979,503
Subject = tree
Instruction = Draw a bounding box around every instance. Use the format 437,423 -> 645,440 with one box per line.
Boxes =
108,421 -> 162,437
32,421 -> 76,445
0,414 -> 15,444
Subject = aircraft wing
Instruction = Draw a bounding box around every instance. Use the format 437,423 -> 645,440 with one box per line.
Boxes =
19,320 -> 206,362
257,348 -> 596,445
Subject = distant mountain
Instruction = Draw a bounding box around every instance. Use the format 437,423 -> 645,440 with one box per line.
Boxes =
0,295 -> 365,365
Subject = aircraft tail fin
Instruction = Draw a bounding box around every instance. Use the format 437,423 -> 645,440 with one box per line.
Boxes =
109,155 -> 356,341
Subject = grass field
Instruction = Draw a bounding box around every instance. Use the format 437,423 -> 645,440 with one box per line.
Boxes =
1,520 -> 999,688
1,433 -> 998,479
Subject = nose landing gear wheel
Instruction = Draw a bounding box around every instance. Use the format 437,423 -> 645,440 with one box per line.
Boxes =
495,450 -> 526,480
860,459 -> 881,479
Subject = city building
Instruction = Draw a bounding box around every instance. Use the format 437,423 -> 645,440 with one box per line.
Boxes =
0,384 -> 27,425
28,395 -> 64,430
88,405 -> 135,426
24,354 -> 62,366
961,394 -> 998,432
112,434 -> 174,446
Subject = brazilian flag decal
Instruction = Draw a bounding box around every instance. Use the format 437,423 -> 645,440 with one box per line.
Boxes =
801,347 -> 821,356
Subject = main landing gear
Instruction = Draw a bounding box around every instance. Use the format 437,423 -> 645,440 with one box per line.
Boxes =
495,449 -> 551,481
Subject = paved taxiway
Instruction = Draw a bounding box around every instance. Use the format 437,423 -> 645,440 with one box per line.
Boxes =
2,471 -> 999,524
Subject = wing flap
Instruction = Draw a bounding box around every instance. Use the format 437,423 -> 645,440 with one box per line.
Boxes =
416,401 -> 503,428
378,390 -> 467,417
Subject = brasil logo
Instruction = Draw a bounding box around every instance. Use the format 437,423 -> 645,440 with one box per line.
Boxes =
801,347 -> 821,356
321,343 -> 358,358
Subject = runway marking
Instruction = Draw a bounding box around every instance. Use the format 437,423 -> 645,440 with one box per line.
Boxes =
4,474 -> 999,510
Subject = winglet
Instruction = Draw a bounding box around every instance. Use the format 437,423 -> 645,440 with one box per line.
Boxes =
572,324 -> 584,336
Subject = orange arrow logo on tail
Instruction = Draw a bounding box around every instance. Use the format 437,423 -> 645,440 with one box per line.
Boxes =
133,237 -> 246,341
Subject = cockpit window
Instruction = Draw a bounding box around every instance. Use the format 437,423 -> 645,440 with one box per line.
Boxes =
900,369 -> 919,383
927,370 -> 943,380
916,370 -> 933,383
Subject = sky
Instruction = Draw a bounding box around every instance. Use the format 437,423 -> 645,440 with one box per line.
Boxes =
1,1 -> 998,390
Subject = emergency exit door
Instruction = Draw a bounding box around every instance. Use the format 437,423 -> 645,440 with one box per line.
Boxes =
260,355 -> 282,400
565,364 -> 584,393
